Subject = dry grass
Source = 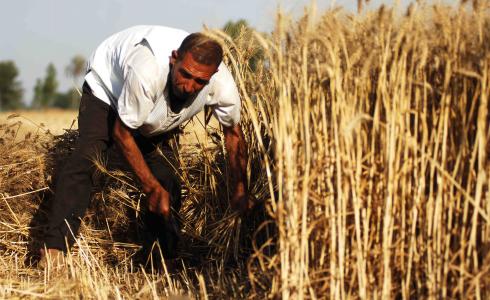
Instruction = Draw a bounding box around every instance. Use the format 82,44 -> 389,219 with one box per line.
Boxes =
0,109 -> 78,137
0,2 -> 490,299
0,109 -> 217,146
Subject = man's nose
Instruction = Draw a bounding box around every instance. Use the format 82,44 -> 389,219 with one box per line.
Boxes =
184,81 -> 194,94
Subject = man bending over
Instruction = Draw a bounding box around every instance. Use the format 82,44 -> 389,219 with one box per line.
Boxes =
41,25 -> 249,265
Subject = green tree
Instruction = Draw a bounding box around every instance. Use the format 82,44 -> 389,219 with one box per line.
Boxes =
223,19 -> 250,40
61,55 -> 86,109
65,55 -> 86,85
32,63 -> 59,108
32,79 -> 43,108
0,61 -> 24,111
53,88 -> 79,109
222,19 -> 263,71
43,63 -> 58,106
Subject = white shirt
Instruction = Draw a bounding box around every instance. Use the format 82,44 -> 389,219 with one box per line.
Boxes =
84,25 -> 241,136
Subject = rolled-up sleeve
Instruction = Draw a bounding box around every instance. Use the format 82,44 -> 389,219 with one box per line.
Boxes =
211,64 -> 241,127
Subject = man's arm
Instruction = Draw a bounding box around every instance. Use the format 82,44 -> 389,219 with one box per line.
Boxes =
223,123 -> 249,215
113,117 -> 170,218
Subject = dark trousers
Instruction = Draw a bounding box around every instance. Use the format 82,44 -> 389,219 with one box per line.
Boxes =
44,82 -> 181,257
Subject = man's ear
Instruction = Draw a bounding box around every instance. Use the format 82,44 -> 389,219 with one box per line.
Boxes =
169,50 -> 178,65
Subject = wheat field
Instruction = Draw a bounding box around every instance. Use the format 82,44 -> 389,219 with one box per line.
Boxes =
0,109 -> 78,137
0,2 -> 489,299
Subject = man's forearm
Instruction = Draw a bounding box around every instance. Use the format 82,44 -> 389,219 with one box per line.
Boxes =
223,124 -> 248,190
113,118 -> 159,191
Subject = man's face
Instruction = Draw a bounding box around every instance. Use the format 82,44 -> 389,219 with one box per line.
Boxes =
169,50 -> 218,100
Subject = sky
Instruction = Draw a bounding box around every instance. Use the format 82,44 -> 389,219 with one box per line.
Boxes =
0,0 -> 413,105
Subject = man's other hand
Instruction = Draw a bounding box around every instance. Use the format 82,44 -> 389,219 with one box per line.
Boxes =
223,124 -> 250,217
145,184 -> 170,218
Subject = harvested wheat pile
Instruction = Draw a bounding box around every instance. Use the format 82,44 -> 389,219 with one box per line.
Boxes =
0,115 -> 271,298
1,2 -> 490,299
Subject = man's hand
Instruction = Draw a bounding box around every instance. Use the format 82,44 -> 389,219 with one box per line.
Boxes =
113,117 -> 170,218
144,184 -> 171,218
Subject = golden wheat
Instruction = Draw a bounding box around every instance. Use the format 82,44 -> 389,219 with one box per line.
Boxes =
0,2 -> 489,299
